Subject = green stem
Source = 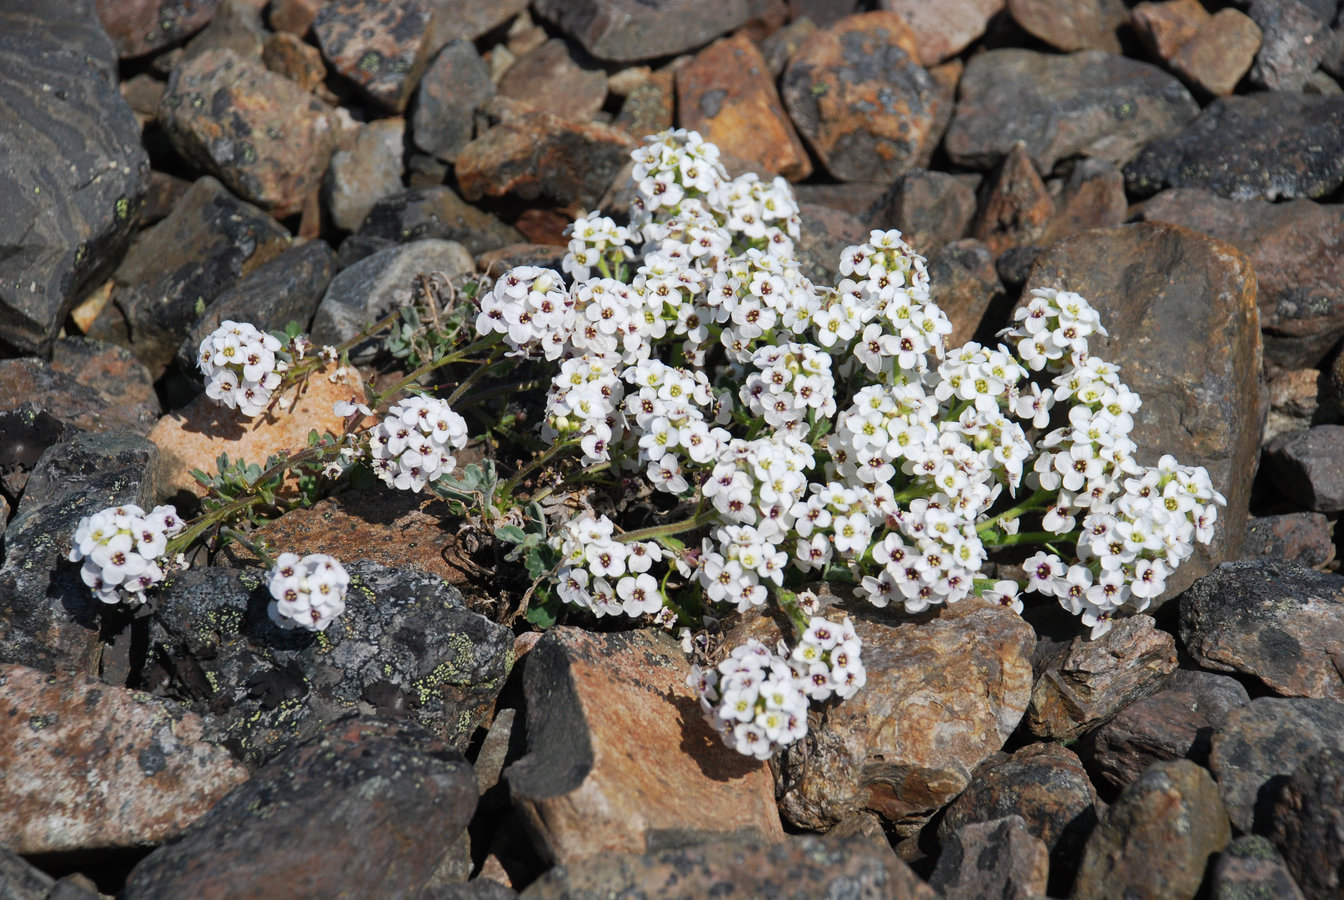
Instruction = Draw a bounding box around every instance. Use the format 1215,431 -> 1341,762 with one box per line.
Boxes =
775,588 -> 810,638
221,526 -> 276,567
371,333 -> 502,407
975,487 -> 1055,537
446,345 -> 507,407
500,437 -> 579,499
982,529 -> 1080,548
616,507 -> 717,544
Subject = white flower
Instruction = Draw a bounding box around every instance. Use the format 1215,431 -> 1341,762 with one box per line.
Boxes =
267,552 -> 350,631
198,321 -> 285,417
70,504 -> 182,605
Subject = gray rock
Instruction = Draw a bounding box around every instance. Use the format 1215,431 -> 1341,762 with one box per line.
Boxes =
794,203 -> 869,288
412,39 -> 495,163
1263,426 -> 1344,514
1246,0 -> 1333,91
0,0 -> 149,357
325,118 -> 407,232
312,0 -> 435,114
532,0 -> 752,64
927,239 -> 1002,349
867,169 -> 978,255
1244,513 -> 1336,569
0,338 -> 160,437
928,815 -> 1050,900
1265,748 -> 1344,900
357,187 -> 524,257
1210,836 -> 1307,900
181,0 -> 266,63
123,717 -> 478,900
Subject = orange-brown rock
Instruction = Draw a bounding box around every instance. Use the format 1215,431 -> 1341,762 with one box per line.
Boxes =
676,34 -> 811,181
1008,0 -> 1121,53
498,38 -> 608,123
1131,0 -> 1210,61
878,0 -> 1005,66
972,141 -> 1055,257
1169,9 -> 1262,97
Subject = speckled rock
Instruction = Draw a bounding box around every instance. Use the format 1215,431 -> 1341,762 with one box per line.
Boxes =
412,39 -> 495,162
517,832 -> 936,900
877,0 -> 1004,67
1125,93 -> 1344,201
1072,760 -> 1230,900
1022,223 -> 1262,599
423,0 -> 530,50
781,12 -> 945,183
262,31 -> 327,92
0,338 -> 159,436
928,815 -> 1049,900
927,239 -> 1002,347
1265,747 -> 1344,900
1027,614 -> 1177,741
1038,158 -> 1128,247
98,177 -> 291,378
0,664 -> 248,854
1262,427 -> 1344,515
0,431 -> 159,674
1244,513 -> 1335,568
312,0 -> 434,113
181,0 -> 264,63
1008,0 -> 1121,53
1208,696 -> 1344,833
159,49 -> 337,217
355,186 -> 523,257
1181,559 -> 1344,701
868,169 -> 977,255
972,141 -> 1055,257
1245,0 -> 1333,91
146,562 -> 513,768
676,33 -> 812,181
0,0 -> 149,357
945,49 -> 1199,174
123,717 -> 478,899
324,117 -> 407,232
775,600 -> 1035,836
613,68 -> 674,139
1168,9 -> 1263,98
498,39 -> 606,123
96,0 -> 219,58
1210,836 -> 1308,900
532,0 -> 752,64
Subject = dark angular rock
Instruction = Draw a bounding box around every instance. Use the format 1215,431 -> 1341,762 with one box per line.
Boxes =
98,176 -> 291,378
313,0 -> 434,113
1263,426 -> 1344,515
1072,759 -> 1230,900
159,49 -> 338,217
532,0 -> 752,64
1208,696 -> 1344,833
867,169 -> 978,257
0,338 -> 159,438
475,244 -> 566,277
175,239 -> 337,380
423,0 -> 531,52
780,12 -> 945,183
971,141 -> 1055,257
1125,93 -> 1344,201
945,49 -> 1199,174
1039,158 -> 1128,247
1210,835 -> 1308,900
357,186 -> 524,257
0,431 -> 159,673
96,0 -> 219,59
0,0 -> 149,357
1022,223 -> 1262,600
1181,559 -> 1344,701
412,39 -> 495,163
123,717 -> 478,899
927,239 -> 1002,349
181,0 -> 265,63
324,118 -> 407,232
928,815 -> 1050,900
498,38 -> 606,124
0,846 -> 65,900
1244,513 -> 1335,568
516,832 -> 937,900
793,203 -> 868,289
1265,748 -> 1344,900
1246,0 -> 1333,91
0,405 -> 64,497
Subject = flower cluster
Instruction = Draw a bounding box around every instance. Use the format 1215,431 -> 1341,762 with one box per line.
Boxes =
369,395 -> 469,492
69,504 -> 183,605
553,514 -> 665,617
267,552 -> 350,631
198,321 -> 286,417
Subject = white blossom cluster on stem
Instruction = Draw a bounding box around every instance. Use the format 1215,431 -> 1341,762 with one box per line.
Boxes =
368,394 -> 469,492
197,321 -> 286,417
69,504 -> 183,605
267,552 -> 350,631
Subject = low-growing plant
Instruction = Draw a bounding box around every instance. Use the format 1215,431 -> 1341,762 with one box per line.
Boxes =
71,130 -> 1224,759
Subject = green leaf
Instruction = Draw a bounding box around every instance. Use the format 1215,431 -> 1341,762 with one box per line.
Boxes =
525,593 -> 560,629
496,524 -> 527,544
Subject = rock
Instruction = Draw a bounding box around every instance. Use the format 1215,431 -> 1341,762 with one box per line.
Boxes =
0,0 -> 149,357
945,49 -> 1199,174
1072,759 -> 1230,900
267,0 -> 323,36
181,0 -> 265,63
0,431 -> 159,673
1263,427 -> 1344,514
1027,614 -> 1177,741
456,112 -> 635,209
310,239 -> 474,357
123,717 -> 477,899
1008,0 -> 1121,53
868,170 -> 978,255
0,405 -> 65,497
1022,223 -> 1262,598
927,815 -> 1050,900
1265,748 -> 1344,900
313,0 -> 434,113
423,0 -> 530,51
1210,835 -> 1308,900
1246,0 -> 1333,91
356,186 -> 524,257
794,204 -> 869,288
971,141 -> 1055,257
146,359 -> 360,499
0,338 -> 159,436
793,181 -> 886,222
1208,696 -> 1344,833
475,244 -> 566,276
1244,513 -> 1335,568
412,39 -> 495,162
0,663 -> 248,854
1137,188 -> 1344,368
261,31 -> 327,93
532,0 -> 752,64
613,69 -> 675,139
505,627 -> 782,865
1130,0 -> 1209,61
877,0 -> 1005,67
96,0 -> 219,59
1038,159 -> 1127,247
517,832 -> 936,900
780,12 -> 945,183
1262,368 -> 1340,440
937,742 -> 1100,895
159,49 -> 337,217
147,561 -> 513,768
1125,93 -> 1344,201
324,118 -> 407,232
1084,669 -> 1250,791
99,176 -> 291,378
498,39 -> 606,123
927,239 -> 1002,348
1168,9 -> 1263,98
1180,559 -> 1344,701
676,34 -> 812,181
175,239 -> 337,380
775,600 -> 1035,836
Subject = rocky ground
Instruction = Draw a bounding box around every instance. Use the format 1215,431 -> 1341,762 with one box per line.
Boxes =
2,0 -> 1344,897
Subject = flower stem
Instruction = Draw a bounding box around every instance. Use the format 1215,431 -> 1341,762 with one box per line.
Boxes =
616,507 -> 717,544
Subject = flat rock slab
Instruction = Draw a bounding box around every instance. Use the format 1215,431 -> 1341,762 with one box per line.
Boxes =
1262,426 -> 1344,515
505,627 -> 783,866
123,717 -> 477,900
1124,92 -> 1344,200
945,49 -> 1198,174
1022,222 -> 1262,600
0,340 -> 159,437
0,663 -> 247,854
1181,559 -> 1344,701
532,0 -> 752,64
